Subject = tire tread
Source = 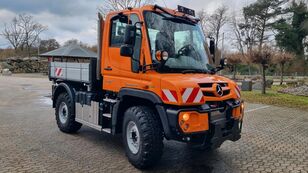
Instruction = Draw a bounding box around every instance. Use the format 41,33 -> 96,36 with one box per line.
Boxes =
55,93 -> 82,133
123,106 -> 163,169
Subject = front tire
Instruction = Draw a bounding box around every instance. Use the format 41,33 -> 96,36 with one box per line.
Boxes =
55,93 -> 82,133
123,106 -> 164,169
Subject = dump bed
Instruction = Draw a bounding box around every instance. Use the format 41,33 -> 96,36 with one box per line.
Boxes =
49,62 -> 91,83
47,56 -> 98,89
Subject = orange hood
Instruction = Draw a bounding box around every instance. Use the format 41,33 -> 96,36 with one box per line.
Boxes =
159,74 -> 241,105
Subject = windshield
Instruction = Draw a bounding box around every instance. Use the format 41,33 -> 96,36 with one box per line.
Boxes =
144,11 -> 211,73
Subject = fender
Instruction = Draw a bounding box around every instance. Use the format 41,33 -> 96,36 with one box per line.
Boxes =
113,88 -> 174,139
52,82 -> 75,108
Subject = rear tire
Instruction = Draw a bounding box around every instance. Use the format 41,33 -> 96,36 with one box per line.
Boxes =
55,93 -> 82,133
123,106 -> 163,169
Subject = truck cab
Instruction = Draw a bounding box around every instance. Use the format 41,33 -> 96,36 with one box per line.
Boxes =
48,5 -> 244,169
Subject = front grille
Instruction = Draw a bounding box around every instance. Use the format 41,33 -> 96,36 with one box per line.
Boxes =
223,90 -> 230,95
199,83 -> 213,88
198,83 -> 230,97
203,91 -> 215,97
198,83 -> 228,88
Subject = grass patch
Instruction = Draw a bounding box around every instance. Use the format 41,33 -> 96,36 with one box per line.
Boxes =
242,86 -> 308,110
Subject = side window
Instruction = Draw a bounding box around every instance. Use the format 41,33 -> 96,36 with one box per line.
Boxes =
110,17 -> 127,47
147,29 -> 159,60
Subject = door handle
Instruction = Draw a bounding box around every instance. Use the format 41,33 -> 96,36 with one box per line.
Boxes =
104,67 -> 112,71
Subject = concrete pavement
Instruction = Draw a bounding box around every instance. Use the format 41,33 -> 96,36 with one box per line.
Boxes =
0,75 -> 307,173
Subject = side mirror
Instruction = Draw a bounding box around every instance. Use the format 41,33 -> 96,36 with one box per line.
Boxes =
220,58 -> 228,68
209,39 -> 215,56
124,25 -> 137,45
120,45 -> 134,57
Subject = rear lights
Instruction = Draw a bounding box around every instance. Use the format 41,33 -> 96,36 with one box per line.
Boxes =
178,111 -> 209,133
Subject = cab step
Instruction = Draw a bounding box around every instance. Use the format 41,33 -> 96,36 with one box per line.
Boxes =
103,98 -> 117,103
102,128 -> 111,133
102,113 -> 111,118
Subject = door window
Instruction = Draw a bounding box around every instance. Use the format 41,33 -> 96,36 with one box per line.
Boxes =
110,17 -> 127,47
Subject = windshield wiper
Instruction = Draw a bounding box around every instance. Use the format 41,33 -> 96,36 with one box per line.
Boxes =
181,69 -> 208,74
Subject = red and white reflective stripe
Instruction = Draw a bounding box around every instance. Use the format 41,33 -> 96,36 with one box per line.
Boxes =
235,85 -> 241,98
181,88 -> 204,103
55,68 -> 63,77
162,89 -> 178,103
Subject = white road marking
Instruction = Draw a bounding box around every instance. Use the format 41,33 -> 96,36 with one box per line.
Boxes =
245,106 -> 271,113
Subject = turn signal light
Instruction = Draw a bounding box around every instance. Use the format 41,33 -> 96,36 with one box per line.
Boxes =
182,113 -> 190,121
240,102 -> 244,113
233,102 -> 244,120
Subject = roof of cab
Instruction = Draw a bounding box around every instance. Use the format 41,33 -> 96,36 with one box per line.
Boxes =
106,4 -> 198,24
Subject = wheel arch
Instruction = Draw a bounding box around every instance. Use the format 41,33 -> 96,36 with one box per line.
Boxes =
52,82 -> 75,108
113,88 -> 172,139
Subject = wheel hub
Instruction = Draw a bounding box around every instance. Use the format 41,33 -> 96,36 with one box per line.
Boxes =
59,102 -> 68,124
126,121 -> 140,154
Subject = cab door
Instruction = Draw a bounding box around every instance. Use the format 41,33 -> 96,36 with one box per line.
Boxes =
103,13 -> 143,92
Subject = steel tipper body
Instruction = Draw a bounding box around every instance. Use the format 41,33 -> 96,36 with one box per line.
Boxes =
43,4 -> 244,170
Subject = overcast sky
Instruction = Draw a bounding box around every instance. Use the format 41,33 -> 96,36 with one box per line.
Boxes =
0,0 -> 256,48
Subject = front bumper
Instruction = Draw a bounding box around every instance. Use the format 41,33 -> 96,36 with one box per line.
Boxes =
209,120 -> 242,149
165,100 -> 243,148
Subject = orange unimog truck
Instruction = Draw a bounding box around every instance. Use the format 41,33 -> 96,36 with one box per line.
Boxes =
48,5 -> 244,169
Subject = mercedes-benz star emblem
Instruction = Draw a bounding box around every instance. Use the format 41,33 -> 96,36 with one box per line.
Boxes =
215,84 -> 223,97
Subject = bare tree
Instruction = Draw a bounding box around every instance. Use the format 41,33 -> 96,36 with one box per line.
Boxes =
197,9 -> 208,36
18,14 -> 47,57
63,39 -> 80,47
99,0 -> 155,18
250,45 -> 275,94
231,12 -> 258,75
39,39 -> 60,53
1,17 -> 23,52
226,52 -> 244,80
231,15 -> 245,55
274,51 -> 295,85
206,6 -> 229,50
63,39 -> 96,51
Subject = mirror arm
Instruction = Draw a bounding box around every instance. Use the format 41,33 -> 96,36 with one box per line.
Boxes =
134,21 -> 144,27
210,63 -> 226,74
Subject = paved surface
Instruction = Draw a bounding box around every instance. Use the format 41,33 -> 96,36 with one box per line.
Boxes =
0,75 -> 307,173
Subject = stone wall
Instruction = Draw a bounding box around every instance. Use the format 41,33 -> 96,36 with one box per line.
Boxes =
0,57 -> 48,73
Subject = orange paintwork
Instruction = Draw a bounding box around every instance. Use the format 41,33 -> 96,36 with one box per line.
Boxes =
178,111 -> 209,133
232,103 -> 244,120
100,5 -> 241,106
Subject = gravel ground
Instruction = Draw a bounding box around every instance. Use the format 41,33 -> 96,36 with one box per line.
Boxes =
0,75 -> 307,173
279,85 -> 308,97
